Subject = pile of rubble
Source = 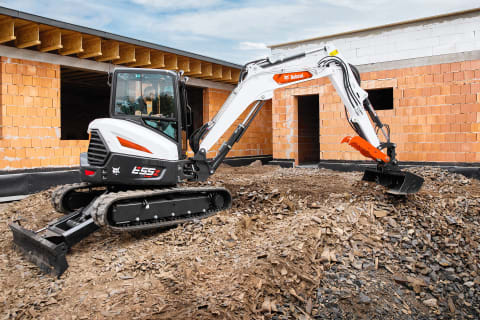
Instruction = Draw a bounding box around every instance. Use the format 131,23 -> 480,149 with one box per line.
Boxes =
0,165 -> 478,319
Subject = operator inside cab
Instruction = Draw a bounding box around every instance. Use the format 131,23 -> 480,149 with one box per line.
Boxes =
114,72 -> 178,140
133,86 -> 157,115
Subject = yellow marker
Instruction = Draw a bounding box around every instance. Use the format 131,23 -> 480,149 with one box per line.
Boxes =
329,49 -> 339,56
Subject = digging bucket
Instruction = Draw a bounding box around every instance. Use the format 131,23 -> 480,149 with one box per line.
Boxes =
362,167 -> 424,195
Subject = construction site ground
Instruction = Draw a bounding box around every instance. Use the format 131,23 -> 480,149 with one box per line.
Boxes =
0,164 -> 479,319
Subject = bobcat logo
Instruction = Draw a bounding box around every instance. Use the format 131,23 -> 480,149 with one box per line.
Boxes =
112,167 -> 120,176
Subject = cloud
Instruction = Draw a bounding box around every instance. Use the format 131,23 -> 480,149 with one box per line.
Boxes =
238,42 -> 268,50
1,0 -> 479,64
131,0 -> 221,10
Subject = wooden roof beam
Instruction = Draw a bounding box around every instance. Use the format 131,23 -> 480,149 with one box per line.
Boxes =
0,18 -> 15,44
185,60 -> 202,76
221,67 -> 232,82
164,54 -> 178,70
78,37 -> 102,59
15,23 -> 40,49
114,45 -> 136,65
203,64 -> 223,80
39,29 -> 62,52
178,58 -> 190,73
198,62 -> 212,78
127,48 -> 151,67
228,69 -> 240,84
149,52 -> 165,68
59,33 -> 83,55
96,40 -> 119,62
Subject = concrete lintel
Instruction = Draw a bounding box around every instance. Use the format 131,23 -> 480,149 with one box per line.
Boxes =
187,76 -> 235,91
357,50 -> 480,73
0,45 -> 235,90
0,44 -> 113,72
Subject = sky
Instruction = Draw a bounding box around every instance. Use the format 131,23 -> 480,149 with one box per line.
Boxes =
0,0 -> 479,64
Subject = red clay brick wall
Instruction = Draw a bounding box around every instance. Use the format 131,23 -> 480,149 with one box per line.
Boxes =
203,88 -> 272,158
273,59 -> 480,164
0,57 -> 89,170
0,58 -> 273,171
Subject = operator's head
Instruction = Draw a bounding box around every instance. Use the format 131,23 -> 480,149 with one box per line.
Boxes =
143,86 -> 155,102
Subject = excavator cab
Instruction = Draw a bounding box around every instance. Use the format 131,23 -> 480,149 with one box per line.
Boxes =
111,70 -> 181,141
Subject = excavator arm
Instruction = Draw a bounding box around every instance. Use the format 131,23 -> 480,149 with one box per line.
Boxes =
190,44 -> 423,195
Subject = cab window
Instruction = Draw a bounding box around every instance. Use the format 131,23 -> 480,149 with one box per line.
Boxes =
114,72 -> 177,139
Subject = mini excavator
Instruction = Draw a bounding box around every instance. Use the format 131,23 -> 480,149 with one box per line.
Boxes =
10,44 -> 423,276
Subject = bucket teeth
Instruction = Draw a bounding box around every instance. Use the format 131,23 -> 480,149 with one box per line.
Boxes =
362,168 -> 424,195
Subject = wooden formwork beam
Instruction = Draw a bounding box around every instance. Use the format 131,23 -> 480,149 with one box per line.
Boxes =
164,54 -> 178,70
15,23 -> 40,49
96,40 -> 119,62
78,37 -> 102,59
198,62 -> 213,78
204,64 -> 223,80
221,67 -> 232,82
39,29 -> 62,52
114,45 -> 136,64
178,58 -> 190,73
185,60 -> 202,76
229,69 -> 240,84
0,18 -> 15,44
149,52 -> 165,68
59,33 -> 83,55
127,48 -> 151,67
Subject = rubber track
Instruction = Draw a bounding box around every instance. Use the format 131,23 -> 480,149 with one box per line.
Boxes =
51,183 -> 91,214
89,186 -> 231,232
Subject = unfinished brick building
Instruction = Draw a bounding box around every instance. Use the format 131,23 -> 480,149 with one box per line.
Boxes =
269,8 -> 480,166
1,6 -> 479,198
0,7 -> 272,198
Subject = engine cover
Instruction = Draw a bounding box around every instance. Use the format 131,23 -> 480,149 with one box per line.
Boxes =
81,152 -> 180,186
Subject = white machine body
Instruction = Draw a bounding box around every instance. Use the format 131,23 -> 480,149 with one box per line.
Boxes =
88,118 -> 179,161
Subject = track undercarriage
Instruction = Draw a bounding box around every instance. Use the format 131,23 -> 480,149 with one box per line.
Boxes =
10,183 -> 232,276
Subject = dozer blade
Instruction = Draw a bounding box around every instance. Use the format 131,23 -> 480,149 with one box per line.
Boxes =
10,222 -> 68,276
9,209 -> 99,277
362,168 -> 424,195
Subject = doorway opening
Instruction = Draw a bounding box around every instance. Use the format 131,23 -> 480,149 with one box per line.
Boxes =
186,85 -> 204,135
60,67 -> 110,140
297,95 -> 320,164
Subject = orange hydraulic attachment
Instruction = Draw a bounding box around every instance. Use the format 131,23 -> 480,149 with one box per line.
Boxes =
341,136 -> 390,163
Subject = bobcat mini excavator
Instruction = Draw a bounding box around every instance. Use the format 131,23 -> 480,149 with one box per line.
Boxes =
10,44 -> 424,276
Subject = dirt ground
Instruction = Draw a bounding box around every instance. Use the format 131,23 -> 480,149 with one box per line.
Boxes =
0,164 -> 479,319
